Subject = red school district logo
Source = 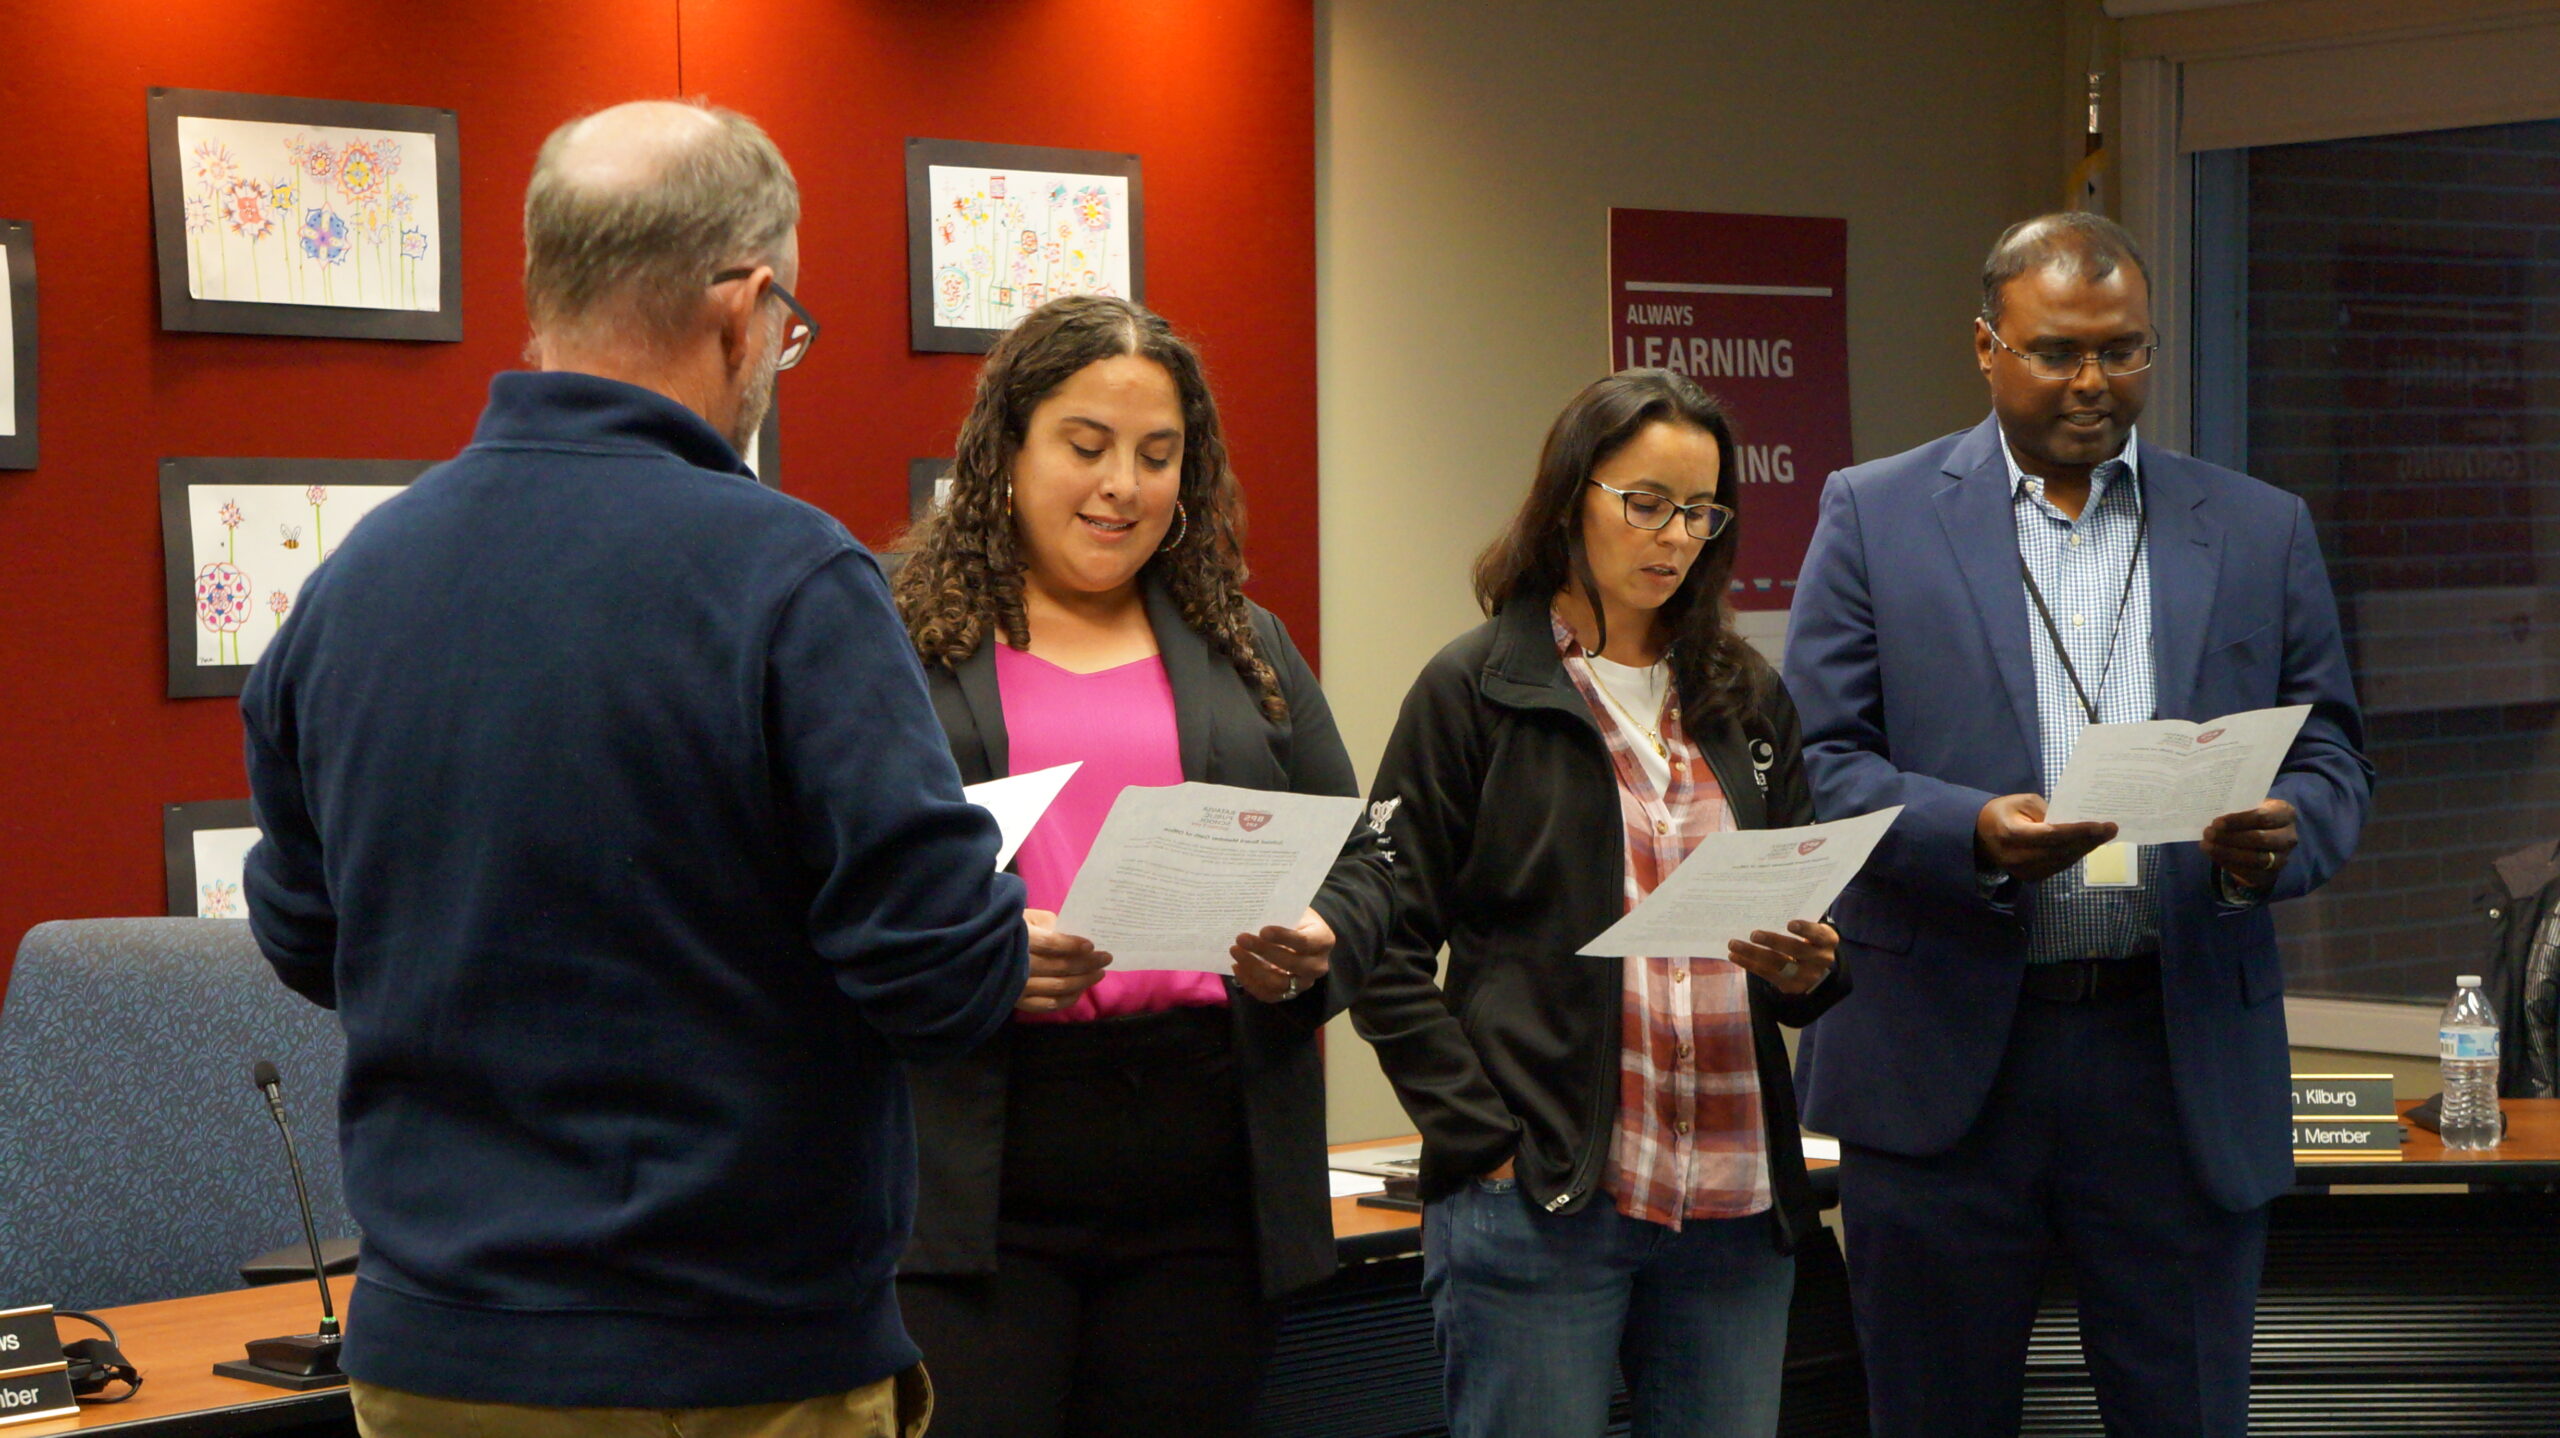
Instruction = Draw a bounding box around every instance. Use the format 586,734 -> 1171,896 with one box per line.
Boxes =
1798,838 -> 1827,855
1239,811 -> 1273,832
2197,729 -> 2226,745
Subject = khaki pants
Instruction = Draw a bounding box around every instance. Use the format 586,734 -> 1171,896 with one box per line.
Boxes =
350,1366 -> 933,1438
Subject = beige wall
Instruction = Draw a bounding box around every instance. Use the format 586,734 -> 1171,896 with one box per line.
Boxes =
1315,0 -> 2075,1140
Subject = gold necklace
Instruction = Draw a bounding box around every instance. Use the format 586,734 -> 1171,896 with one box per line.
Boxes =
1587,656 -> 1673,760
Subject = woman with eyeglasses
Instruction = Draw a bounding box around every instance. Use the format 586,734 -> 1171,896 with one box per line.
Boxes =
1346,369 -> 1846,1438
887,294 -> 1390,1438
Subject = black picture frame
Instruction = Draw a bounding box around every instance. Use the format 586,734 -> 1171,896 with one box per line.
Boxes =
905,138 -> 1143,354
908,457 -> 954,521
161,456 -> 432,698
0,220 -> 33,470
149,86 -> 462,341
164,799 -> 258,918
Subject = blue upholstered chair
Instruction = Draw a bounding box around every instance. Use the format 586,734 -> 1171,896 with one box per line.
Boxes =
0,919 -> 356,1309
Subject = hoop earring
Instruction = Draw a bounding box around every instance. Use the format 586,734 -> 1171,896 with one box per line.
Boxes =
1161,499 -> 1189,552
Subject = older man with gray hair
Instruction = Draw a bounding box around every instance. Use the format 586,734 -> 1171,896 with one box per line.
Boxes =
242,100 -> 1027,1436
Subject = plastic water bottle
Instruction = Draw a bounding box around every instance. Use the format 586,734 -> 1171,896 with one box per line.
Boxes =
2437,975 -> 2501,1151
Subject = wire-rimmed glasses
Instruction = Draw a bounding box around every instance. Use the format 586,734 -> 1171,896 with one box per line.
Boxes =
1979,323 -> 2157,381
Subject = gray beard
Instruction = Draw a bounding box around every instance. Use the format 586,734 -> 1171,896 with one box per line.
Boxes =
729,315 -> 783,458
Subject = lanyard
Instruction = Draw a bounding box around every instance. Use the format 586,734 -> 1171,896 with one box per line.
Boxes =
2017,482 -> 2147,726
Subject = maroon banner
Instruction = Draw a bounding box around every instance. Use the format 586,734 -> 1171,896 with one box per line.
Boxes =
1607,209 -> 1850,614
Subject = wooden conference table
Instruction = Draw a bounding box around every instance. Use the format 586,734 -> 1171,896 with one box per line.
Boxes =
29,1104 -> 2560,1436
13,1276 -> 355,1436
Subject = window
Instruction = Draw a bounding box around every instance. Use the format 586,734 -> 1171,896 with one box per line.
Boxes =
2194,120 -> 2560,1003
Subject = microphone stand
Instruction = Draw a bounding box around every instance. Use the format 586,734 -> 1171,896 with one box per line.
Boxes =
215,1061 -> 347,1389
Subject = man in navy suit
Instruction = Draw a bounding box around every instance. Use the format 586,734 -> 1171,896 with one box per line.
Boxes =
1782,212 -> 2371,1436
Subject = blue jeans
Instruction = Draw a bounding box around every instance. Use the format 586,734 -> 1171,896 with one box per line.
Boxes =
1422,1177 -> 1794,1438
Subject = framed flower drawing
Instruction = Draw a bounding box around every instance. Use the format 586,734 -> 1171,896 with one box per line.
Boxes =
1,220 -> 33,471
161,457 -> 432,698
149,87 -> 462,341
906,139 -> 1143,354
165,799 -> 259,918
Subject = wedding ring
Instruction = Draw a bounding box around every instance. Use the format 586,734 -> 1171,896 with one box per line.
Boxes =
2261,849 -> 2276,872
1779,959 -> 1801,980
1282,976 -> 1301,1000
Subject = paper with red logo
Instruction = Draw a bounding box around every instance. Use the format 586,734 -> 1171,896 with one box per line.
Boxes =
1576,806 -> 1902,959
2045,705 -> 2312,845
1053,782 -> 1365,971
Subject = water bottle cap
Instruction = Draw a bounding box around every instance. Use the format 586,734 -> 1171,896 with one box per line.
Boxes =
2457,975 -> 2482,988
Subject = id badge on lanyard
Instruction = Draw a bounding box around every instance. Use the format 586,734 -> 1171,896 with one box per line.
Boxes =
2082,841 -> 2137,888
2022,486 -> 2148,893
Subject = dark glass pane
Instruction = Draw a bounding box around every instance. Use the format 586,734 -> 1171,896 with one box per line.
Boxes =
2244,119 -> 2560,1001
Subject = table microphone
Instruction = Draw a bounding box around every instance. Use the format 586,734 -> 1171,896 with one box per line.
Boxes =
241,1059 -> 343,1378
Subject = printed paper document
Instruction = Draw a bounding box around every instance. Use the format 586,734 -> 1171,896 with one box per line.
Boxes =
961,762 -> 1081,872
2045,705 -> 2310,846
1328,1171 -> 1388,1199
1055,783 -> 1365,971
1577,807 -> 1901,958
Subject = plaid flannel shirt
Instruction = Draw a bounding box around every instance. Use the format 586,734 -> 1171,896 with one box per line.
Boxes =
1553,612 -> 1771,1228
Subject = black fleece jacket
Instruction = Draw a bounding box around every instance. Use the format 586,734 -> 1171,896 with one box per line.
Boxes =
1348,599 -> 1846,1252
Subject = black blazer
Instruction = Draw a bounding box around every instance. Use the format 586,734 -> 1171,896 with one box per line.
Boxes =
1349,599 -> 1845,1253
899,582 -> 1394,1298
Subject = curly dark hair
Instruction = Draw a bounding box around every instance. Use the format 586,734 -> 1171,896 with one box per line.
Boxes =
1473,368 -> 1767,721
891,294 -> 1284,721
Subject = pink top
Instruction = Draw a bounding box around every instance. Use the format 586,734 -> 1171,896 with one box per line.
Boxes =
994,643 -> 1230,1023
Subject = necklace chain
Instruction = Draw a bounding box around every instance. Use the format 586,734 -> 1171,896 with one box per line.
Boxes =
1586,655 -> 1673,760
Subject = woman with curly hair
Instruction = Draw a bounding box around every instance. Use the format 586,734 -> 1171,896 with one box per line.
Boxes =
890,294 -> 1390,1438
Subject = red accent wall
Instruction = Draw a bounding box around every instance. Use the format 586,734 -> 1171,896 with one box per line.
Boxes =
0,0 -> 1318,982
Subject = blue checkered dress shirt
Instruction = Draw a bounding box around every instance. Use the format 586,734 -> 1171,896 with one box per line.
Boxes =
2002,428 -> 2162,964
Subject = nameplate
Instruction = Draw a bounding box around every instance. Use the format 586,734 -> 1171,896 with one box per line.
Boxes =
2293,1117 -> 2403,1159
0,1309 -> 57,1371
0,1361 -> 77,1426
2291,1074 -> 2396,1118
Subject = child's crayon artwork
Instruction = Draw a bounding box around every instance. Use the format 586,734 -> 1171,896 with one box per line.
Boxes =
925,166 -> 1131,330
174,115 -> 441,313
161,457 -> 433,697
151,88 -> 461,341
163,800 -> 259,919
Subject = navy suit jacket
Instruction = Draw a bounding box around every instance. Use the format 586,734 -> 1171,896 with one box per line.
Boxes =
1783,415 -> 2373,1212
